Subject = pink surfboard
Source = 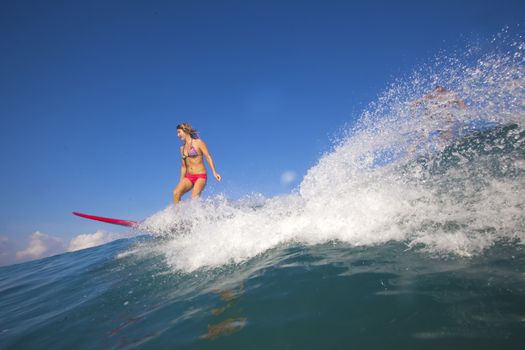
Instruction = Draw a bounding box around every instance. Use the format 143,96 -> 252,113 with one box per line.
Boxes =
72,212 -> 138,227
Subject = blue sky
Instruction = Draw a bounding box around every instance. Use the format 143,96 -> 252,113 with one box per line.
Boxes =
1,0 -> 524,265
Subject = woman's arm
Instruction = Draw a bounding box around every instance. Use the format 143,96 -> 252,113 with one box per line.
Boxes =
198,140 -> 221,181
179,146 -> 186,180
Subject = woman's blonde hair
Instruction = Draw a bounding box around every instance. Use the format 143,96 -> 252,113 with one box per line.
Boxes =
176,122 -> 199,139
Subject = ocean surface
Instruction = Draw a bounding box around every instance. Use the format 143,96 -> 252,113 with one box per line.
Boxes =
1,37 -> 525,349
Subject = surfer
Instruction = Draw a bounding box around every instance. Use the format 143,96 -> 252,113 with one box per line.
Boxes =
413,85 -> 465,115
173,123 -> 221,205
410,85 -> 466,152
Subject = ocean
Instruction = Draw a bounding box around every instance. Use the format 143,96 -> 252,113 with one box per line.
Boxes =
1,38 -> 524,349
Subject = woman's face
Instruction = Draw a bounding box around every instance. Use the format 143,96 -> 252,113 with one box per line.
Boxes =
177,129 -> 187,140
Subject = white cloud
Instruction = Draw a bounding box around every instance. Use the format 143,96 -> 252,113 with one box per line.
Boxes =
16,231 -> 65,260
5,230 -> 123,265
280,170 -> 297,186
68,230 -> 119,252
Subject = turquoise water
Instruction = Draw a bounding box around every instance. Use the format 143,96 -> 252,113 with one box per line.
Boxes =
2,38 -> 525,349
1,236 -> 525,349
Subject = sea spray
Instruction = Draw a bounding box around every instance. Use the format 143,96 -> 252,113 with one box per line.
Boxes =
138,36 -> 525,272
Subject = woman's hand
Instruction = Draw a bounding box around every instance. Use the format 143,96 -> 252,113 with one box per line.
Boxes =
214,173 -> 222,181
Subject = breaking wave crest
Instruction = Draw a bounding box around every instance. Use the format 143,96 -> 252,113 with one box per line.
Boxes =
138,35 -> 525,272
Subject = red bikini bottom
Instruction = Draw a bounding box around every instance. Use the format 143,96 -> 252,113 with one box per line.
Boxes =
185,173 -> 207,185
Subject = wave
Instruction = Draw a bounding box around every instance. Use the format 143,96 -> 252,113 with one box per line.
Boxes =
2,33 -> 525,350
135,37 -> 525,273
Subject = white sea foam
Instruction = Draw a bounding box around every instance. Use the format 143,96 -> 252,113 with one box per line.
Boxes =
138,36 -> 525,272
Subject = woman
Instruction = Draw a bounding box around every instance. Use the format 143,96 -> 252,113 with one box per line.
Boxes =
173,123 -> 221,205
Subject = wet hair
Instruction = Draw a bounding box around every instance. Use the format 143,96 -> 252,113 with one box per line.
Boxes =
176,122 -> 199,139
433,85 -> 446,92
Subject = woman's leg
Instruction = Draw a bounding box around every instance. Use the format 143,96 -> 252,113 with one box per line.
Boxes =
173,178 -> 193,205
191,178 -> 207,199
